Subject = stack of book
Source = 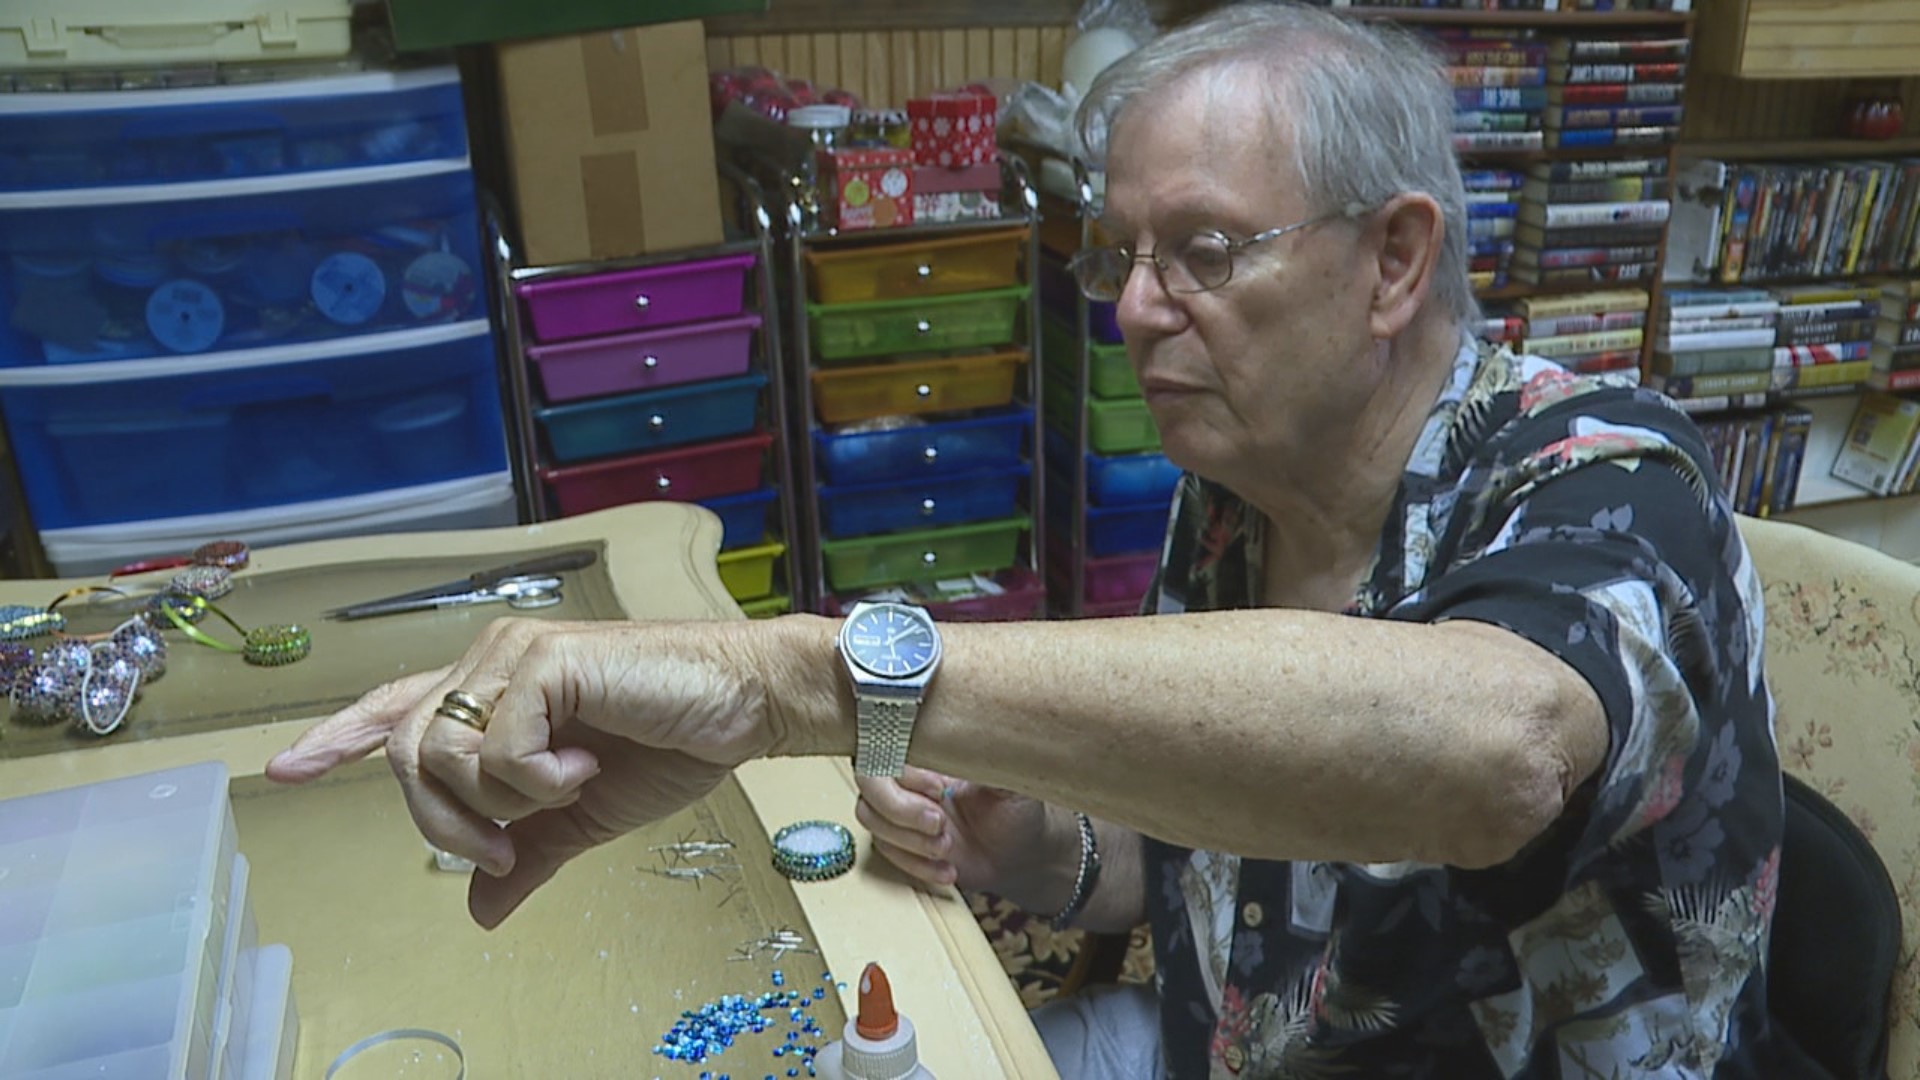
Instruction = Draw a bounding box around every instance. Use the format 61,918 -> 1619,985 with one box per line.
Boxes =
1769,281 -> 1880,394
1445,29 -> 1547,154
1513,158 -> 1669,286
1516,287 -> 1649,376
1869,279 -> 1920,392
1699,405 -> 1812,516
1832,390 -> 1920,497
1541,33 -> 1687,150
1464,167 -> 1526,290
1648,287 -> 1778,404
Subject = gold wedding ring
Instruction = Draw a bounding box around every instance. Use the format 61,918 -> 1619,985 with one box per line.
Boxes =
435,689 -> 492,733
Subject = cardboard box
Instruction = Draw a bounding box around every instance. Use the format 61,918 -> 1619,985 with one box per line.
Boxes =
387,0 -> 767,52
496,21 -> 723,267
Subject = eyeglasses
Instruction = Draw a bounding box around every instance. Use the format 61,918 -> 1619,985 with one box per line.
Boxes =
1067,202 -> 1369,303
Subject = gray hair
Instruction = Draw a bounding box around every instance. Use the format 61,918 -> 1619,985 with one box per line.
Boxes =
1077,2 -> 1478,327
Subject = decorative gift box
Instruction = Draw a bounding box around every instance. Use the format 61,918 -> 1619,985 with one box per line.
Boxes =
906,90 -> 998,168
819,147 -> 914,231
911,162 -> 1002,223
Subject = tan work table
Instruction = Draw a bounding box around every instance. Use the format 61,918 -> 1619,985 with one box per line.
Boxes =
0,503 -> 1055,1079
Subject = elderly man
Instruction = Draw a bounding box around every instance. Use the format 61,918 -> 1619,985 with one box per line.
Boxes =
270,4 -> 1782,1078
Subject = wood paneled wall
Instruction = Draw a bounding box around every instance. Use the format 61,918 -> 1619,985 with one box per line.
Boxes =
1682,71 -> 1920,142
706,27 -> 1071,108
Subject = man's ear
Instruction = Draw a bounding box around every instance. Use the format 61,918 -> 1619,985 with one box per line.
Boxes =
1366,192 -> 1445,340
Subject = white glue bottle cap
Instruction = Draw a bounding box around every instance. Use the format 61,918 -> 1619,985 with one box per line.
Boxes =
841,962 -> 929,1080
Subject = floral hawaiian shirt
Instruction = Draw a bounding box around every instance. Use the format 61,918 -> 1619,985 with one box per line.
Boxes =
1141,335 -> 1784,1079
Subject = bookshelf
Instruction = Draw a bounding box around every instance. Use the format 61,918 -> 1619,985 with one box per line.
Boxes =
1346,8 -> 1692,27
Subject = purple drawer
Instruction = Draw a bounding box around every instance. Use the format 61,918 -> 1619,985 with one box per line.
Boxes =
514,252 -> 756,343
528,313 -> 761,403
539,430 -> 771,518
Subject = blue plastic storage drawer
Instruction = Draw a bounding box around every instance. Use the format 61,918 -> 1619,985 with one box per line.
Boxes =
0,161 -> 483,366
536,372 -> 767,464
0,322 -> 507,530
698,487 -> 777,551
819,464 -> 1028,539
1080,500 -> 1172,556
0,69 -> 468,192
1046,431 -> 1182,506
814,408 -> 1030,487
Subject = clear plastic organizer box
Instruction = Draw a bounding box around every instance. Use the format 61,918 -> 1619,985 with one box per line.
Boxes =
0,762 -> 240,1079
0,69 -> 467,192
1,321 -> 510,530
0,161 -> 484,366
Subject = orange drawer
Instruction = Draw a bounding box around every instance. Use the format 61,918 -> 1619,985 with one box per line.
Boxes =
812,350 -> 1026,425
805,227 -> 1026,304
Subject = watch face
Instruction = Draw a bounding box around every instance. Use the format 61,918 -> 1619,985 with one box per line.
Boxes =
843,604 -> 938,679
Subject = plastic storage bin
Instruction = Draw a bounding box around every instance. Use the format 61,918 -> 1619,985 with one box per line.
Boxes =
0,762 -> 239,1080
716,540 -> 785,601
819,464 -> 1027,539
527,313 -> 760,403
812,350 -> 1025,425
540,431 -> 772,518
1045,431 -> 1181,506
738,594 -> 792,619
697,487 -> 776,551
1,322 -> 508,530
1041,318 -> 1137,399
0,161 -> 485,366
0,69 -> 467,192
1056,548 -> 1159,605
1046,383 -> 1161,455
821,515 -> 1028,592
0,1 -> 351,71
823,565 -> 1047,622
534,371 -> 766,464
513,253 -> 755,344
804,227 -> 1025,305
808,286 -> 1028,362
1072,498 -> 1170,557
814,408 -> 1029,486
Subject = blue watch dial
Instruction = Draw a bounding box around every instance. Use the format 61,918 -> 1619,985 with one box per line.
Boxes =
844,606 -> 937,678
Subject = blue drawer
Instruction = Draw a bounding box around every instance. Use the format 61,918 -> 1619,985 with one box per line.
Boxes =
536,372 -> 767,464
0,69 -> 468,192
1046,431 -> 1182,507
814,408 -> 1030,487
0,322 -> 508,530
820,464 -> 1028,539
698,487 -> 777,551
0,161 -> 484,366
1047,484 -> 1171,557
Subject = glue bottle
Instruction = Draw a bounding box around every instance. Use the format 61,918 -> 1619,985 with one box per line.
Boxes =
814,962 -> 936,1080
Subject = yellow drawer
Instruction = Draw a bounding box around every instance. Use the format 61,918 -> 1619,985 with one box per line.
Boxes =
716,540 -> 785,601
805,227 -> 1027,304
812,350 -> 1026,425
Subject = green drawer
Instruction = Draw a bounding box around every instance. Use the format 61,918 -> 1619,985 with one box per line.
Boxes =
738,594 -> 791,619
1041,318 -> 1138,399
821,515 -> 1029,592
809,287 -> 1028,363
1043,376 -> 1163,454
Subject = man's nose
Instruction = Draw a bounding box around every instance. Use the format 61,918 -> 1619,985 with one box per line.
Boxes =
1113,258 -> 1187,339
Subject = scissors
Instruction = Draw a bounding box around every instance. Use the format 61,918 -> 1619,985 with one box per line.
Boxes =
322,550 -> 598,621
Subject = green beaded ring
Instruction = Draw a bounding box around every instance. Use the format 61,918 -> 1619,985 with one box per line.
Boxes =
242,624 -> 311,667
0,605 -> 64,642
770,820 -> 856,883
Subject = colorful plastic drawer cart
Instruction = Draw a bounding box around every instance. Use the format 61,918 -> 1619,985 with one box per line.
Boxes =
819,464 -> 1028,539
807,287 -> 1028,362
513,252 -> 755,343
813,351 -> 1024,425
1045,432 -> 1181,507
539,431 -> 772,518
804,227 -> 1025,305
821,515 -> 1029,592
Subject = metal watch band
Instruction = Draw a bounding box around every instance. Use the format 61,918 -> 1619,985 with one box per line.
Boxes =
853,694 -> 921,777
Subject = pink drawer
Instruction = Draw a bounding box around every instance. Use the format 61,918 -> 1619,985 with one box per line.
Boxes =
823,565 -> 1046,622
539,431 -> 772,517
514,252 -> 756,343
1051,546 -> 1158,606
528,313 -> 762,403
1081,597 -> 1143,618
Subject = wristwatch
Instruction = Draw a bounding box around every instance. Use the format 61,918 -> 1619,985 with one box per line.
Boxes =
837,600 -> 943,777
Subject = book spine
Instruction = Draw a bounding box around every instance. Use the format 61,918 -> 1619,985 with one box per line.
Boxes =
1778,318 -> 1878,347
1546,125 -> 1679,149
1454,87 -> 1549,110
1526,310 -> 1648,337
1775,300 -> 1880,323
1774,342 -> 1873,365
1547,104 -> 1685,129
1448,65 -> 1548,87
1516,289 -> 1651,318
1549,82 -> 1686,105
1530,157 -> 1669,181
1523,328 -> 1646,356
1667,315 -> 1774,334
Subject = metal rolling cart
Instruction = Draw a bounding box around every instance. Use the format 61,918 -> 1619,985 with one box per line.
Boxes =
485,165 -> 805,614
769,152 -> 1051,620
